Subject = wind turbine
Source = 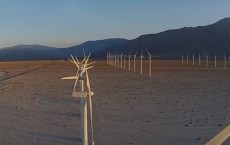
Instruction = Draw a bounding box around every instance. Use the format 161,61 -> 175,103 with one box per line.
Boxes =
133,50 -> 138,72
128,51 -> 132,71
117,54 -> 119,67
62,54 -> 95,145
139,49 -> 144,75
123,54 -> 126,69
120,53 -> 123,68
224,54 -> 227,68
146,49 -> 153,77
198,53 -> 201,66
112,54 -> 114,66
114,53 -> 117,67
109,52 -> 111,65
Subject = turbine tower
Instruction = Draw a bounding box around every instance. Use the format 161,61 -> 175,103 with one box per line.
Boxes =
139,50 -> 144,75
128,51 -> 132,71
198,53 -> 201,66
123,54 -> 126,69
206,54 -> 209,67
146,49 -> 152,77
114,53 -> 117,67
62,54 -> 95,145
133,51 -> 138,72
120,53 -> 123,68
117,54 -> 120,67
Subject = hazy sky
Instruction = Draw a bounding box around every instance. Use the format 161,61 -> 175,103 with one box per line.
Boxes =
0,0 -> 230,48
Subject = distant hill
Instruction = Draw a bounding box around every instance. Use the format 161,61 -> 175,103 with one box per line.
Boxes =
0,17 -> 230,61
0,45 -> 61,61
0,39 -> 128,61
120,17 -> 230,58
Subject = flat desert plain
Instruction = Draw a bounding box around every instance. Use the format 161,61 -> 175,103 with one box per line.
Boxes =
0,60 -> 229,145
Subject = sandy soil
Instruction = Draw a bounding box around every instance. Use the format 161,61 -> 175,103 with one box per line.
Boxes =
0,60 -> 229,145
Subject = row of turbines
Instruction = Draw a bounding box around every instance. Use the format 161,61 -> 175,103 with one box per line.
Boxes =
107,49 -> 156,77
62,54 -> 95,145
182,53 -> 230,68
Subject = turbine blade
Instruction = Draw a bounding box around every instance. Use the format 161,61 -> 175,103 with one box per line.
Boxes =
135,50 -> 138,55
145,48 -> 151,56
71,55 -> 79,68
74,55 -> 80,65
73,74 -> 79,92
87,61 -> 96,66
61,76 -> 78,80
86,66 -> 94,70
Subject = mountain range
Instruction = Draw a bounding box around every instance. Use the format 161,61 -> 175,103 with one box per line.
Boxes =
0,17 -> 230,61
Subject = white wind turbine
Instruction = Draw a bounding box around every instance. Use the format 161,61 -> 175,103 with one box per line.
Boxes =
128,51 -> 132,71
112,54 -> 115,66
139,50 -> 144,75
198,53 -> 201,66
62,54 -> 95,145
133,51 -> 138,72
123,54 -> 126,69
146,49 -> 153,77
114,53 -> 117,67
117,54 -> 120,67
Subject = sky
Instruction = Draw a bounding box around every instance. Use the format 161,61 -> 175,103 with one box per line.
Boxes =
0,0 -> 230,48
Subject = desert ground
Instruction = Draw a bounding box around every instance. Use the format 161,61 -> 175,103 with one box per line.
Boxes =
0,60 -> 229,145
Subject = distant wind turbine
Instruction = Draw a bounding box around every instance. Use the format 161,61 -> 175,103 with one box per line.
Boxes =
117,54 -> 120,67
128,51 -> 132,71
133,50 -> 138,72
146,49 -> 153,77
139,50 -> 144,75
123,54 -> 126,69
114,53 -> 117,67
